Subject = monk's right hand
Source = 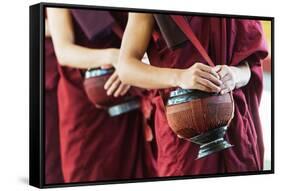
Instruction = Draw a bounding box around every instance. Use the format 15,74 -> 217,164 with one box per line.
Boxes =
178,62 -> 222,92
104,71 -> 131,97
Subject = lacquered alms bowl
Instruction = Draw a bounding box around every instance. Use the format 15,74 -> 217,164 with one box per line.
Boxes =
165,88 -> 234,159
84,68 -> 140,116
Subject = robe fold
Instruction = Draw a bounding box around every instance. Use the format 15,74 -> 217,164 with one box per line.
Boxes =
45,37 -> 64,184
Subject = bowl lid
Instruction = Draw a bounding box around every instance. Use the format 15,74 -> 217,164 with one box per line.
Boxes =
85,68 -> 114,78
167,88 -> 216,106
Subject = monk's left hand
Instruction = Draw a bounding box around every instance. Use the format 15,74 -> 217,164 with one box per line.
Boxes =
104,71 -> 131,97
214,65 -> 238,94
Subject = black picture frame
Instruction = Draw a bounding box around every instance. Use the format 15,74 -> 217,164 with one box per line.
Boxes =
29,2 -> 275,188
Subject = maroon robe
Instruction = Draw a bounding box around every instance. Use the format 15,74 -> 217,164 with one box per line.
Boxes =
147,16 -> 268,176
56,10 -> 156,183
45,37 -> 64,184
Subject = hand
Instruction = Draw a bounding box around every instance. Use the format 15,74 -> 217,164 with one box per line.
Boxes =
178,62 -> 222,93
104,71 -> 131,97
214,65 -> 237,94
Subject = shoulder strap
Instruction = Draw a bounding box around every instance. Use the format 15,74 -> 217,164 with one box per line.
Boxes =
170,15 -> 215,67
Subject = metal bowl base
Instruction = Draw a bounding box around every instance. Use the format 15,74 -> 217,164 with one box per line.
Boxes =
189,126 -> 233,159
107,99 -> 140,117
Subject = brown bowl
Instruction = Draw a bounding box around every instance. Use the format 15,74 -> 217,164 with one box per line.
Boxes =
84,68 -> 123,108
165,89 -> 234,159
83,68 -> 140,116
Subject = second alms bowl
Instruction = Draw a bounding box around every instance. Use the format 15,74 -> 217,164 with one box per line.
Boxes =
84,67 -> 140,116
84,68 -> 123,108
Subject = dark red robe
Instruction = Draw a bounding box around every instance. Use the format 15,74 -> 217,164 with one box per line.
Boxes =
45,37 -> 64,184
148,16 -> 268,176
56,10 -> 156,183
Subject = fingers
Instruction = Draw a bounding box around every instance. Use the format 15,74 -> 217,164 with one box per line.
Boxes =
104,72 -> 121,96
220,85 -> 232,94
213,65 -> 222,73
191,63 -> 235,94
220,80 -> 235,94
112,84 -> 123,97
196,77 -> 221,92
119,85 -> 130,96
214,65 -> 235,94
198,70 -> 222,86
220,72 -> 232,83
195,62 -> 220,79
104,71 -> 130,97
216,65 -> 231,80
106,78 -> 121,96
104,72 -> 118,90
113,84 -> 130,97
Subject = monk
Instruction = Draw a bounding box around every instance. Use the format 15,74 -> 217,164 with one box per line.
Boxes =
44,17 -> 64,184
47,8 -> 156,183
117,13 -> 268,176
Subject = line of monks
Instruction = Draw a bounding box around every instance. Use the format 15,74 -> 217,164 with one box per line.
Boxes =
44,8 -> 268,184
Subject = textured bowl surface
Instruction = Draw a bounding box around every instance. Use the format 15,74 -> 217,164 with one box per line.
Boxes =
166,92 -> 233,138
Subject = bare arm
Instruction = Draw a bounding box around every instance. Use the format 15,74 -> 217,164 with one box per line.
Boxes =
117,13 -> 222,92
47,8 -> 118,69
117,13 -> 180,89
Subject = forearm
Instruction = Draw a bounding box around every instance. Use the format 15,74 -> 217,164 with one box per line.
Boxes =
117,13 -> 180,89
118,56 -> 180,89
47,8 -> 114,69
54,44 -> 114,69
231,61 -> 251,89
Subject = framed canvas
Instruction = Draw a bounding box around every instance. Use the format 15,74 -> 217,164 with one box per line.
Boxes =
29,2 -> 274,188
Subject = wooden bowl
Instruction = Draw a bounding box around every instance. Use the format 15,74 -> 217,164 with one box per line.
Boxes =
165,89 -> 234,159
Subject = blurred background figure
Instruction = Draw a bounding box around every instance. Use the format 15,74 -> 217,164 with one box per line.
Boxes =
46,8 -> 156,183
44,17 -> 64,184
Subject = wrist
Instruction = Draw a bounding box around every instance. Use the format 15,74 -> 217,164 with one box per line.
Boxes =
170,69 -> 183,88
229,66 -> 239,88
230,65 -> 248,89
106,48 -> 119,66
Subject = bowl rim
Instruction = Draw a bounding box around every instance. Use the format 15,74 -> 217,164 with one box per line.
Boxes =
85,67 -> 114,78
166,88 -> 218,106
